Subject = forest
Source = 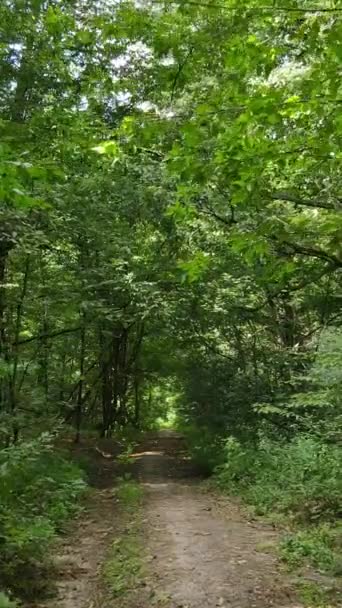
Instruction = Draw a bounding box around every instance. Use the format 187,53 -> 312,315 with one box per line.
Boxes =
0,0 -> 341,606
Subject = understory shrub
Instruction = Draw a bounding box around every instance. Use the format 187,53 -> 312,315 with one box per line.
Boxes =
280,525 -> 341,572
215,435 -> 341,521
0,433 -> 87,598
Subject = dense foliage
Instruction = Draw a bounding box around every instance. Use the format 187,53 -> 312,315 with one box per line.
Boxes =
0,0 -> 341,599
0,433 -> 86,598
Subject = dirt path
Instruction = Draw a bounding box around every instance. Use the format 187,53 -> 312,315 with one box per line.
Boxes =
132,430 -> 302,608
32,431 -> 320,608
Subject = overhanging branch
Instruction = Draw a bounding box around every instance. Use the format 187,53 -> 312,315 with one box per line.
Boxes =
281,240 -> 342,268
14,326 -> 81,346
270,191 -> 337,211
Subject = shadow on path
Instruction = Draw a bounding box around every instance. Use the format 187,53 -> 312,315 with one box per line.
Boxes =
130,430 -> 201,484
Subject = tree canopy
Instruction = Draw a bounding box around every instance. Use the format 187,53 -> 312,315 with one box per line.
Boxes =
0,0 -> 341,442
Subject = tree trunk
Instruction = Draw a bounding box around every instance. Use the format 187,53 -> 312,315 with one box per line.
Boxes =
99,327 -> 114,437
74,323 -> 85,443
134,376 -> 140,427
10,256 -> 30,443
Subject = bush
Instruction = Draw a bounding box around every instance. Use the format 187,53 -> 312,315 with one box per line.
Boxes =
213,433 -> 341,572
0,433 -> 87,598
280,525 -> 339,571
215,435 -> 341,521
215,436 -> 258,485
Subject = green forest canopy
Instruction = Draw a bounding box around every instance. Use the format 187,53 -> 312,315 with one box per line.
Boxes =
0,0 -> 341,442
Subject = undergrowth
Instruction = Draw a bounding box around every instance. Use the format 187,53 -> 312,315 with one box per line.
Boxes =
0,433 -> 87,600
184,428 -> 341,576
297,580 -> 342,608
280,525 -> 342,573
216,435 -> 341,521
104,478 -> 144,597
178,424 -> 225,475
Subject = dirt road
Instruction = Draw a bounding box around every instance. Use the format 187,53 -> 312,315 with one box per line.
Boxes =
34,431 -> 310,608
132,430 -> 302,608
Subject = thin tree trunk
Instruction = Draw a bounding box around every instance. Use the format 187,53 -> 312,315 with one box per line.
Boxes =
37,304 -> 50,400
10,256 -> 30,443
74,322 -> 85,443
134,376 -> 140,427
117,328 -> 128,426
99,327 -> 113,437
0,247 -> 8,412
59,351 -> 67,405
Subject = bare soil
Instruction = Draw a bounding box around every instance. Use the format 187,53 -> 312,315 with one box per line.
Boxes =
31,430 -> 335,608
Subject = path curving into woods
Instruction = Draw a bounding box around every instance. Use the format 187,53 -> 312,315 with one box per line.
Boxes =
33,431 -> 314,608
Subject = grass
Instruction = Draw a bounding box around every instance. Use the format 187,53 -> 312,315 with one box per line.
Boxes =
297,580 -> 342,608
104,526 -> 142,596
103,479 -> 145,597
255,540 -> 277,554
279,525 -> 342,572
114,477 -> 144,505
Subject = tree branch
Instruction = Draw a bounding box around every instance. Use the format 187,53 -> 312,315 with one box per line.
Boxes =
14,326 -> 81,346
66,360 -> 98,402
151,1 -> 342,12
170,47 -> 194,102
198,203 -> 237,226
270,191 -> 337,211
281,241 -> 342,268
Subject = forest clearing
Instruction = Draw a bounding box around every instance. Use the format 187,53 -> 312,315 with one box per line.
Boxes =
0,0 -> 341,607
